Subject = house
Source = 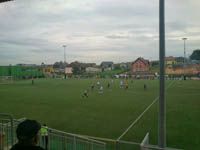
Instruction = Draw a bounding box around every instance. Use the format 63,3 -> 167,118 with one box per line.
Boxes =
166,56 -> 177,65
42,66 -> 54,76
119,63 -> 128,69
85,63 -> 96,67
132,57 -> 151,72
190,60 -> 200,65
175,57 -> 185,64
54,68 -> 65,74
100,61 -> 114,71
86,67 -> 102,73
65,67 -> 73,74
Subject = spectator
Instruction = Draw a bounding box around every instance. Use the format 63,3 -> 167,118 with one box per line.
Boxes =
41,124 -> 48,149
10,119 -> 45,150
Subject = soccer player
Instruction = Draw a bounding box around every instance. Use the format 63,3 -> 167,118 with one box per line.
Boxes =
131,79 -> 133,84
178,78 -> 182,84
120,81 -> 123,88
125,83 -> 128,89
82,90 -> 88,98
107,82 -> 110,88
91,83 -> 95,90
97,81 -> 100,87
99,86 -> 103,94
144,83 -> 147,90
32,77 -> 34,85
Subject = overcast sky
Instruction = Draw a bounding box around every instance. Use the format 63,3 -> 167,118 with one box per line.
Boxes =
0,0 -> 199,65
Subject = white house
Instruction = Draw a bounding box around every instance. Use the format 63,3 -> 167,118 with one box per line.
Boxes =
86,67 -> 102,73
65,67 -> 73,74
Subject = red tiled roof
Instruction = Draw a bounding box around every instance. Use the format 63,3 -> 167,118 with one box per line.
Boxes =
132,57 -> 150,65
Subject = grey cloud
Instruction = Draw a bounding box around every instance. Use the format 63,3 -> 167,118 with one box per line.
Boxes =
106,35 -> 130,39
0,0 -> 199,65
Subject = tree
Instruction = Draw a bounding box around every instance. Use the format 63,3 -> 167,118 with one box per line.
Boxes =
190,49 -> 200,60
53,62 -> 60,68
72,66 -> 80,74
114,64 -> 121,70
53,61 -> 68,68
151,61 -> 159,67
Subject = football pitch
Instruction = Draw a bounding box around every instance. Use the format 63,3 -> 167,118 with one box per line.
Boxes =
0,78 -> 200,149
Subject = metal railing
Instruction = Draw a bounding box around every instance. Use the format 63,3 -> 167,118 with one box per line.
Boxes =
0,115 -> 26,150
0,114 -> 15,150
79,133 -> 182,150
38,127 -> 106,150
0,114 -> 106,150
0,114 -> 182,150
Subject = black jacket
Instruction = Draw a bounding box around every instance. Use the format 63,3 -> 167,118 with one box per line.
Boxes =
10,144 -> 45,150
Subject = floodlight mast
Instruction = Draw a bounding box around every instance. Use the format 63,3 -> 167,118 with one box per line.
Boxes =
159,0 -> 166,148
63,45 -> 66,65
182,38 -> 187,80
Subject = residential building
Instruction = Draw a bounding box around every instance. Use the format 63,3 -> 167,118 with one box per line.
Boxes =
85,63 -> 96,67
119,63 -> 128,69
42,66 -> 54,75
175,57 -> 184,64
166,56 -> 177,65
65,67 -> 73,74
54,68 -> 64,74
132,57 -> 151,72
86,67 -> 102,73
100,61 -> 114,71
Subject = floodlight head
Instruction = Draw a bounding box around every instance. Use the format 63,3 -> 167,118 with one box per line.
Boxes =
182,38 -> 187,41
63,45 -> 66,48
0,0 -> 13,3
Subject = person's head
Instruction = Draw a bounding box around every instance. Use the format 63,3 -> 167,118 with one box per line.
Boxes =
16,119 -> 41,146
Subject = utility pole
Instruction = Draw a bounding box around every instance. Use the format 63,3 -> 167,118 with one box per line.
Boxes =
182,38 -> 187,80
158,0 -> 166,148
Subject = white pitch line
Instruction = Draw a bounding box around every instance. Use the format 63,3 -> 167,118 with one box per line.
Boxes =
117,81 -> 175,141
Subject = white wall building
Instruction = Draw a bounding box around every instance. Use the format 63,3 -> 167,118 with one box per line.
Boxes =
86,67 -> 102,73
65,67 -> 73,74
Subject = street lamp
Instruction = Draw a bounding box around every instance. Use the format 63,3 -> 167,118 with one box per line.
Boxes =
182,38 -> 187,80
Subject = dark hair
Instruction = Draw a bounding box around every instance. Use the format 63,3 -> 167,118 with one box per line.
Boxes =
16,119 -> 41,144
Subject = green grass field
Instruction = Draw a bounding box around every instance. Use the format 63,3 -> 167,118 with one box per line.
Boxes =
0,78 -> 200,149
